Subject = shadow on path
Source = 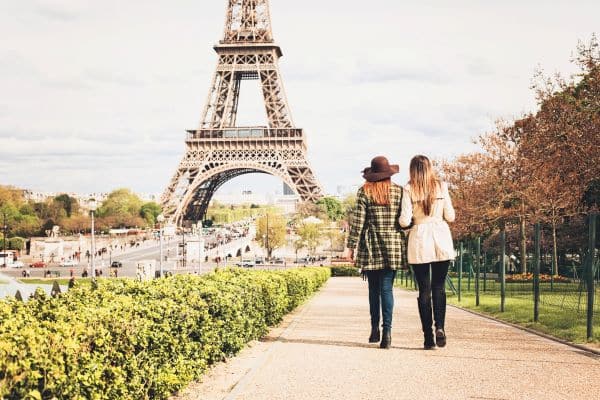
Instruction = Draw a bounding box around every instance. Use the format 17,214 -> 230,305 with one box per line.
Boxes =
263,336 -> 424,351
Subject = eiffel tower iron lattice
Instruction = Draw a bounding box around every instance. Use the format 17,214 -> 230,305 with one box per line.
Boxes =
161,0 -> 323,225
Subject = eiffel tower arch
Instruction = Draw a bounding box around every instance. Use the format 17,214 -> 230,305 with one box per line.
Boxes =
161,0 -> 323,225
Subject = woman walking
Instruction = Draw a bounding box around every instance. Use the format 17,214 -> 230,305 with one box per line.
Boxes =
400,155 -> 455,349
346,156 -> 406,349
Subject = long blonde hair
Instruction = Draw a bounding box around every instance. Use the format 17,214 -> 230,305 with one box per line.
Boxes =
409,155 -> 440,216
363,178 -> 391,206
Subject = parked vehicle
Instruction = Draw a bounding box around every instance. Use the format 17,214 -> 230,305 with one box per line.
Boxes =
60,259 -> 78,267
11,260 -> 25,268
31,261 -> 47,268
272,258 -> 285,264
111,261 -> 123,268
236,259 -> 255,268
254,257 -> 265,265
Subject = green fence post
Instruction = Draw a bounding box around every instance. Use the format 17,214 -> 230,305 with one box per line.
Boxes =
500,228 -> 506,312
467,242 -> 472,292
475,236 -> 481,306
534,223 -> 541,323
483,251 -> 487,292
587,213 -> 597,341
458,242 -> 463,302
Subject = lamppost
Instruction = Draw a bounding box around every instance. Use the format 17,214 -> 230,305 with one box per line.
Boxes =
157,214 -> 165,278
89,198 -> 97,281
2,212 -> 8,268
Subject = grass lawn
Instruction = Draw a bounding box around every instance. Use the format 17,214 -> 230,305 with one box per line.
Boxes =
396,276 -> 600,346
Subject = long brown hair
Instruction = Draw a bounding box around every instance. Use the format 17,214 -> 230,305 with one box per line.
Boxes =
409,155 -> 440,216
363,178 -> 391,206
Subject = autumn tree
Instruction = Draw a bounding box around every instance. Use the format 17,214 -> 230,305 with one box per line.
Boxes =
296,222 -> 324,257
255,212 -> 287,258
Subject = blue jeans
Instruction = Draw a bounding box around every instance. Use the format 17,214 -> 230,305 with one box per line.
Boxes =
366,269 -> 397,330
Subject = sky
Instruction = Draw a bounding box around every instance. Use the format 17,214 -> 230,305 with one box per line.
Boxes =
0,0 -> 598,198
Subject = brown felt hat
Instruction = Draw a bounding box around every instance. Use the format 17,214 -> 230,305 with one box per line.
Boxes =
362,156 -> 399,182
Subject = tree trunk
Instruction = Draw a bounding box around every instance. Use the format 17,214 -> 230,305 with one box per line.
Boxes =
552,214 -> 558,276
520,216 -> 527,274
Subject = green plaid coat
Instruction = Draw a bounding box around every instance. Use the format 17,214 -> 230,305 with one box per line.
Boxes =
347,183 -> 408,271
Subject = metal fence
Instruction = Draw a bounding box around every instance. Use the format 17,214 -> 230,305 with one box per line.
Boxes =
398,213 -> 599,341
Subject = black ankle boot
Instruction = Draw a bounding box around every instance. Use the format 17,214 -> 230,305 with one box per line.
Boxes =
435,328 -> 446,348
380,329 -> 391,349
424,333 -> 435,350
369,327 -> 380,343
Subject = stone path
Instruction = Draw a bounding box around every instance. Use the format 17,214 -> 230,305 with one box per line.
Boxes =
174,277 -> 600,400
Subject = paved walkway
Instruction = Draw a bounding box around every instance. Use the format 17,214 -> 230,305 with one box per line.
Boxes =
174,278 -> 600,400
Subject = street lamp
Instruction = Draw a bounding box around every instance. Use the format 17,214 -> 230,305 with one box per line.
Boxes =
88,198 -> 97,281
2,212 -> 8,268
157,213 -> 165,278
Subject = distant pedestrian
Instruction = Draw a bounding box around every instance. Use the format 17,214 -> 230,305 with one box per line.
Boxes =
345,156 -> 406,349
400,155 -> 455,350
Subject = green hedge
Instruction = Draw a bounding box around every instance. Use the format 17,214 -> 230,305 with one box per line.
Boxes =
0,267 -> 330,400
330,265 -> 360,277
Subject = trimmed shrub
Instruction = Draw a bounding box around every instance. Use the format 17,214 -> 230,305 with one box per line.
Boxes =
330,265 -> 360,277
0,267 -> 330,400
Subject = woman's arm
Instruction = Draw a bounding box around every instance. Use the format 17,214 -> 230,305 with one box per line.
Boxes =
442,182 -> 455,223
399,187 -> 413,228
346,189 -> 367,251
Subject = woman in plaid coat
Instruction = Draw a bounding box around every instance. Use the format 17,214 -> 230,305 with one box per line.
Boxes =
346,156 -> 406,349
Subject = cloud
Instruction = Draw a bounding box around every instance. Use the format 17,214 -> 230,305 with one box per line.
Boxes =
1,0 -> 598,197
354,64 -> 452,85
33,0 -> 88,22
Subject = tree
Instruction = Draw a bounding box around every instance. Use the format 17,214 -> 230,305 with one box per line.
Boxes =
255,212 -> 287,258
317,197 -> 344,221
140,202 -> 162,226
293,238 -> 305,262
324,227 -> 343,255
96,189 -> 146,228
296,222 -> 323,257
295,201 -> 326,221
53,194 -> 79,217
439,36 -> 599,276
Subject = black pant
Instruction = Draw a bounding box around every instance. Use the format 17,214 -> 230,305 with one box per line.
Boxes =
413,261 -> 450,331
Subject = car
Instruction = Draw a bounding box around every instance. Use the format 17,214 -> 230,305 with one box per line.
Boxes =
10,261 -> 25,268
272,258 -> 285,265
31,261 -> 46,268
236,259 -> 255,268
60,259 -> 78,267
254,257 -> 265,265
111,261 -> 123,268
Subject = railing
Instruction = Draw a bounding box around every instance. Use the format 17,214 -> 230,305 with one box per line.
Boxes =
397,212 -> 599,342
187,127 -> 303,140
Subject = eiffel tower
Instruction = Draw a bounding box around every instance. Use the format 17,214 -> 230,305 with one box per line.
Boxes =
161,0 -> 323,225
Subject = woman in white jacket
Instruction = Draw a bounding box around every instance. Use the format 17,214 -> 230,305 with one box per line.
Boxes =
399,155 -> 455,349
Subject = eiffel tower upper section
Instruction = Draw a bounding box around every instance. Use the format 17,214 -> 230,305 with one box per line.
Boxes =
198,0 -> 294,131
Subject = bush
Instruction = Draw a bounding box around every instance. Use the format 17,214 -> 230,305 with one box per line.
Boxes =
0,267 -> 330,400
330,265 -> 360,277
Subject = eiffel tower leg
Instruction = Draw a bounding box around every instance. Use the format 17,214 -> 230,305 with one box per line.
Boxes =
287,164 -> 322,202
